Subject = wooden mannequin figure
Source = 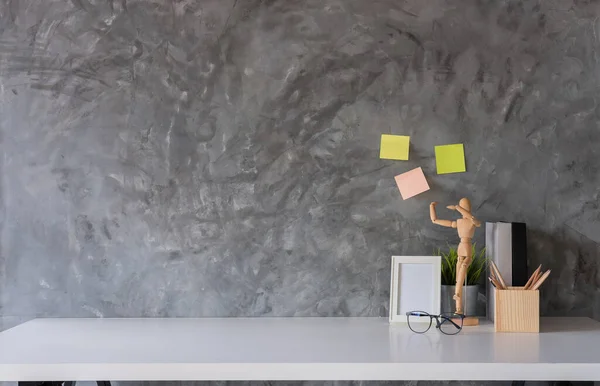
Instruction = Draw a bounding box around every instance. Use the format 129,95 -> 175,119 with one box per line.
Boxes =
430,198 -> 481,316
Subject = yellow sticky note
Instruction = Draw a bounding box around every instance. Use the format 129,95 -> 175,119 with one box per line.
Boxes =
435,144 -> 466,174
380,134 -> 410,160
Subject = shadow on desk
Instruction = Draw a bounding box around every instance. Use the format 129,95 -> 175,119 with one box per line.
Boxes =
540,317 -> 600,333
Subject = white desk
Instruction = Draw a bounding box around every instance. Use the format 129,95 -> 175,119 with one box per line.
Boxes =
0,317 -> 599,382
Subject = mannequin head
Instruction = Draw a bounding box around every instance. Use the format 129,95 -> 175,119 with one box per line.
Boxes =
458,197 -> 471,213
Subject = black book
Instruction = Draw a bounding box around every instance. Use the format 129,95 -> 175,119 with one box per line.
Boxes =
511,222 -> 528,286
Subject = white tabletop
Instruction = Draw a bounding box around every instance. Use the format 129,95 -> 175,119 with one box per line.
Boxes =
0,317 -> 599,381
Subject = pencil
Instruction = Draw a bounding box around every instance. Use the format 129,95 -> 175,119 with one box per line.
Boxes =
489,269 -> 498,282
490,261 -> 507,289
489,276 -> 501,289
530,269 -> 542,289
524,265 -> 542,290
531,270 -> 551,291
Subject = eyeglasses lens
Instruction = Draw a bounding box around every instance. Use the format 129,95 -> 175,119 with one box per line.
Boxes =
439,313 -> 464,335
407,312 -> 432,333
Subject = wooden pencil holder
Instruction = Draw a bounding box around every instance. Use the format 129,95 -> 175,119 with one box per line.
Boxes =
494,287 -> 539,333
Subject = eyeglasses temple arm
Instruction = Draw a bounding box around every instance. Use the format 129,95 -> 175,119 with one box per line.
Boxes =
440,317 -> 462,329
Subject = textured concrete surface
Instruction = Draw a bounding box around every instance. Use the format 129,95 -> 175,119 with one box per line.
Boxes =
0,0 -> 599,335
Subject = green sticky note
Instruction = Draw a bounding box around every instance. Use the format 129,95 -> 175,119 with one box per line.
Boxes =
379,134 -> 410,160
435,144 -> 466,174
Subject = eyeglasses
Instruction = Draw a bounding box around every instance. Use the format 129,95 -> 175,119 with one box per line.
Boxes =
405,311 -> 465,335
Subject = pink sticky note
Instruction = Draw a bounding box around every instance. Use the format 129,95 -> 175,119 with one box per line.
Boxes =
394,167 -> 430,200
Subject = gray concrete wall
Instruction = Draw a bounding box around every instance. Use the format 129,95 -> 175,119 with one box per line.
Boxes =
1,0 -> 599,325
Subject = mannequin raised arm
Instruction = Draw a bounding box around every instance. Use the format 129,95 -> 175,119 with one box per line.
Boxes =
430,202 -> 456,228
453,205 -> 481,227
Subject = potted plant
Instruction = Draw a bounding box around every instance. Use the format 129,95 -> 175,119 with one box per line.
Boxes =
437,244 -> 487,315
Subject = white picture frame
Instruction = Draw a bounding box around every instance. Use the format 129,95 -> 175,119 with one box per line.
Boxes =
389,256 -> 441,323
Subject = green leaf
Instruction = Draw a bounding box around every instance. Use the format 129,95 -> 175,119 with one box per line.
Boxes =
436,243 -> 487,285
